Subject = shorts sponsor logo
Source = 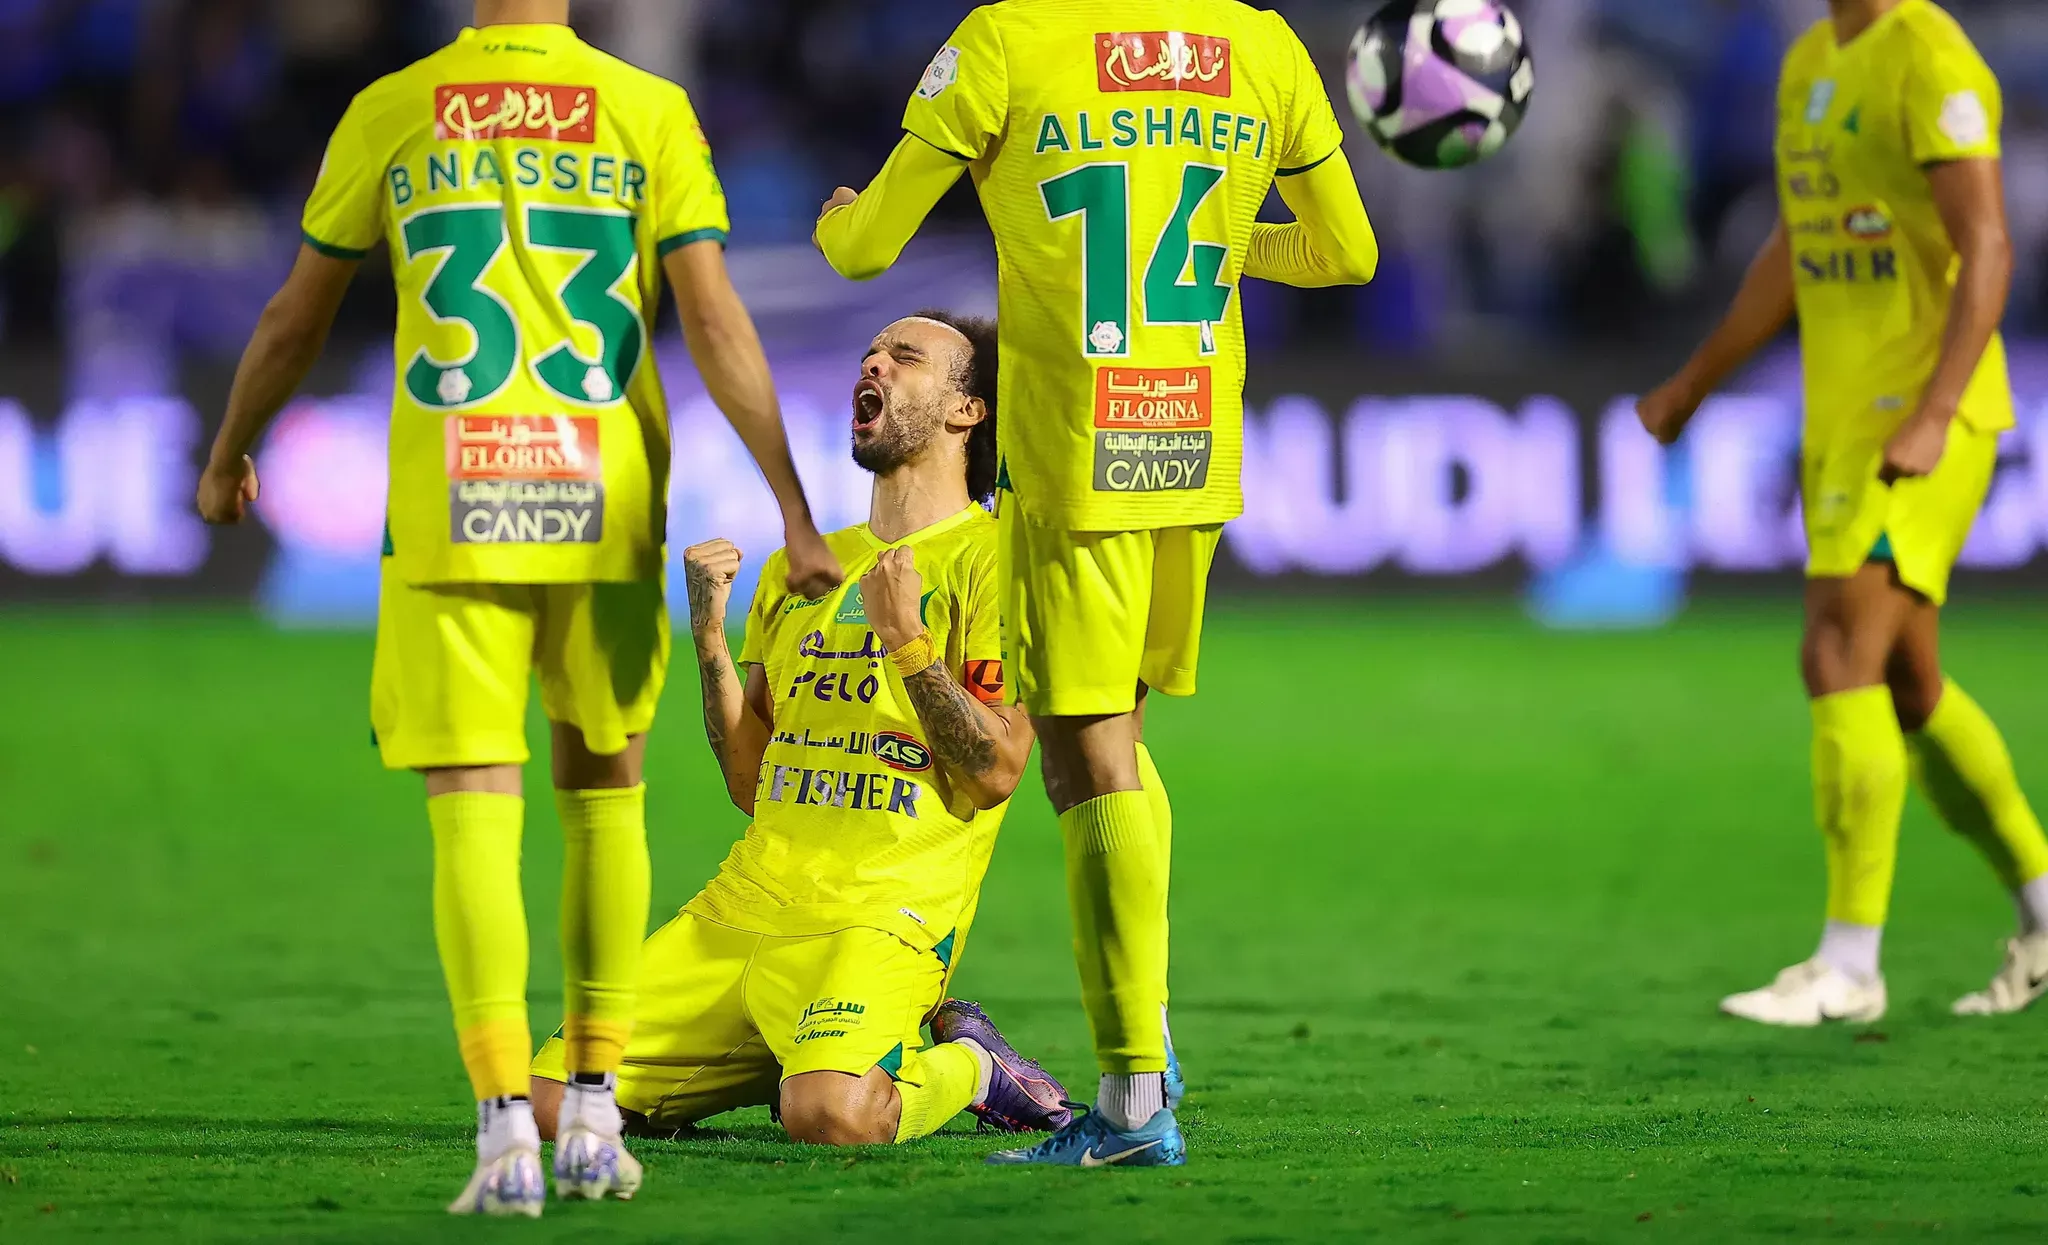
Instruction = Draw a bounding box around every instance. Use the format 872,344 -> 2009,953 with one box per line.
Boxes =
1842,205 -> 1891,239
872,731 -> 933,773
758,763 -> 922,817
435,83 -> 597,142
1096,32 -> 1231,97
446,416 -> 603,544
795,997 -> 867,1044
1092,366 -> 1214,492
962,658 -> 1004,706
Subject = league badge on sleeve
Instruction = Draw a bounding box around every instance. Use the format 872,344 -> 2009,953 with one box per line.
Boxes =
1938,91 -> 1988,147
917,46 -> 961,100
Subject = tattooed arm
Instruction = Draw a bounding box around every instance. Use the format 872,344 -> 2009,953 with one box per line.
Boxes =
683,539 -> 772,813
861,547 -> 1033,810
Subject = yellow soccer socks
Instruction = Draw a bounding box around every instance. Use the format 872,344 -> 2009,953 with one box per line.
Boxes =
1810,687 -> 1907,978
1061,789 -> 1168,1129
1908,680 -> 2048,929
893,1040 -> 985,1142
428,791 -> 532,1101
556,785 -> 650,1077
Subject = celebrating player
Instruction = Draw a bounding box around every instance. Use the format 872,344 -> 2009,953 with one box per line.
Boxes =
532,311 -> 1070,1146
196,0 -> 841,1217
1638,0 -> 2048,1024
814,5 -> 1378,1165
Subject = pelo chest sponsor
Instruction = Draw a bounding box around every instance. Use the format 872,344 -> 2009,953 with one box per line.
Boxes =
1092,366 -> 1214,493
446,415 -> 603,544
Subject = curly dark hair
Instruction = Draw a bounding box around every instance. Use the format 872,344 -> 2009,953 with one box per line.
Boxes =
911,307 -> 999,500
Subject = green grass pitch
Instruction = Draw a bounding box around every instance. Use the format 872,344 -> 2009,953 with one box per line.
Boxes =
5,598 -> 2048,1242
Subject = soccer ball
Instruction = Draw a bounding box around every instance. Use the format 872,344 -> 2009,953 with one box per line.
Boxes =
1346,0 -> 1533,170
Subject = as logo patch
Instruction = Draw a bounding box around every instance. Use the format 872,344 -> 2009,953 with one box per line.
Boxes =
1842,205 -> 1891,239
872,731 -> 933,773
917,46 -> 960,100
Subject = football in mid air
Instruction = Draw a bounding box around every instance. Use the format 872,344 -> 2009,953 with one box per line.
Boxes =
1346,0 -> 1533,169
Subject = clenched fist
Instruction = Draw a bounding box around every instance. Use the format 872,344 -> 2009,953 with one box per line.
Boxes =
683,538 -> 743,634
858,546 -> 925,651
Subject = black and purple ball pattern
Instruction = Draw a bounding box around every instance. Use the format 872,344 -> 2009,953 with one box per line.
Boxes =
1346,0 -> 1533,169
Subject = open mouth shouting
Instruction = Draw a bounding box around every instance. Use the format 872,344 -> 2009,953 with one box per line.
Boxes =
852,377 -> 886,437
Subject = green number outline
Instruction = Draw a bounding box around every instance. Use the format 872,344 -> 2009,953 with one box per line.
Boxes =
1143,162 -> 1232,328
526,205 -> 646,406
399,204 -> 519,409
1040,162 -> 1132,357
1039,161 -> 1233,355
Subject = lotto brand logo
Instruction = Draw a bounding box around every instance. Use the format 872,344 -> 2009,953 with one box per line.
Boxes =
1096,32 -> 1231,97
872,731 -> 933,773
435,83 -> 597,142
1095,367 -> 1213,429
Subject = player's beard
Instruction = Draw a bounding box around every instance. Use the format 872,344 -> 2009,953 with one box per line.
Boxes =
852,391 -> 943,477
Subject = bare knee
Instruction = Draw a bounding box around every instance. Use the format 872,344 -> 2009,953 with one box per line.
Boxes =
530,1076 -> 565,1141
779,1070 -> 898,1146
551,723 -> 646,790
1033,713 -> 1141,814
1886,659 -> 1944,732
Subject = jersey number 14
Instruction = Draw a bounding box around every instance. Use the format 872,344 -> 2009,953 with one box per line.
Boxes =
1041,162 -> 1232,356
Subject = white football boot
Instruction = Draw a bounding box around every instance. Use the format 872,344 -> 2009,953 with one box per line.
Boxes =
1952,931 -> 2048,1016
449,1096 -> 546,1217
552,1078 -> 643,1202
1719,957 -> 1886,1026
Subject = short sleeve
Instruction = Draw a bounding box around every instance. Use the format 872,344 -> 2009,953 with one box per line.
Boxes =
957,540 -> 1004,705
654,89 -> 731,255
1273,13 -> 1346,176
900,6 -> 1008,163
737,550 -> 784,666
1905,31 -> 2001,164
301,93 -> 386,259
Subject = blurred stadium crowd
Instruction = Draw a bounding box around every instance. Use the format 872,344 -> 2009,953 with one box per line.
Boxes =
1,0 -> 2046,375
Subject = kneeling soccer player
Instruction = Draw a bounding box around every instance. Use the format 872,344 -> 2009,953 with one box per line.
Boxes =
1639,0 -> 2048,1023
533,311 -> 1072,1144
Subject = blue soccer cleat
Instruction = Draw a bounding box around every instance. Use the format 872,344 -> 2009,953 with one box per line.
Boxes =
984,1106 -> 1186,1167
930,999 -> 1073,1133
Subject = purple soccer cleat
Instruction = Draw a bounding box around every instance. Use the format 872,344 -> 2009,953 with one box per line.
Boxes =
930,999 -> 1074,1133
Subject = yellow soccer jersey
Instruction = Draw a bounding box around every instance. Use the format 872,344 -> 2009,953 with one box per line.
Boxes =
903,1 -> 1345,531
686,507 -> 1010,956
1775,0 -> 2013,439
302,23 -> 729,584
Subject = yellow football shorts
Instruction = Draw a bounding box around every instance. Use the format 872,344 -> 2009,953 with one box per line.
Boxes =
530,913 -> 947,1130
999,506 -> 1224,717
369,565 -> 668,769
1801,418 -> 1999,606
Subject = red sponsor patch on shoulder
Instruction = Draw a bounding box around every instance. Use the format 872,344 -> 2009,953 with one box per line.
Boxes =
1096,32 -> 1231,97
962,659 -> 1006,706
447,416 -> 602,480
1094,367 -> 1213,429
435,83 -> 597,142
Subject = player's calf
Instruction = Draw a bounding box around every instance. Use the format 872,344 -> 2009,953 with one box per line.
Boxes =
780,1069 -> 900,1145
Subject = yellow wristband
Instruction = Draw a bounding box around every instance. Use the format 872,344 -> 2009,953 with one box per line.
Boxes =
888,631 -> 939,678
